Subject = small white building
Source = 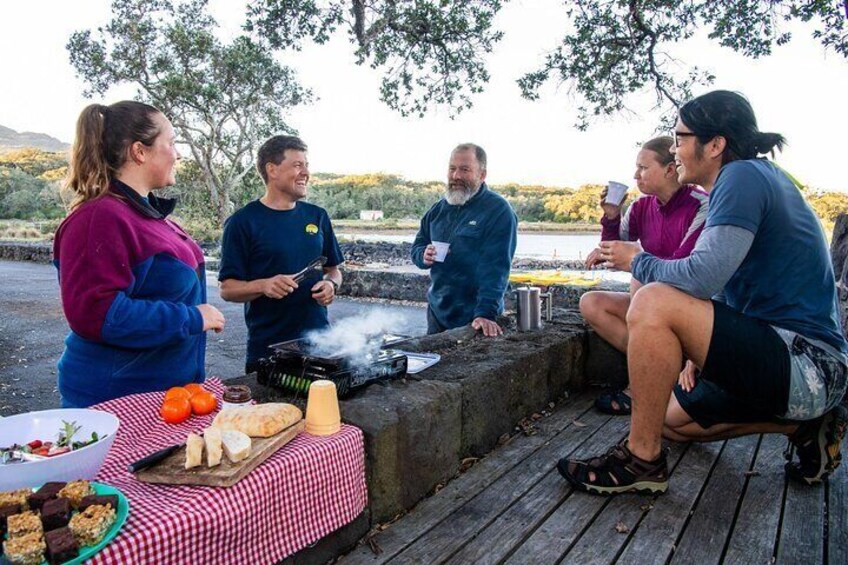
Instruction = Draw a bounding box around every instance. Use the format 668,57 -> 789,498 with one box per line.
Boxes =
359,210 -> 384,221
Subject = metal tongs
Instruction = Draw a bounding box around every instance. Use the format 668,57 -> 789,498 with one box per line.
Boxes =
292,256 -> 327,283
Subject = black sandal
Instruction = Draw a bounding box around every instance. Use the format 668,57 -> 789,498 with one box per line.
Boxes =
557,439 -> 668,495
594,389 -> 632,415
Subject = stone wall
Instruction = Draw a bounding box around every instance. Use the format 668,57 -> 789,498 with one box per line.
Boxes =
0,241 -> 52,263
0,239 -> 588,270
340,269 -> 430,303
341,266 -> 628,309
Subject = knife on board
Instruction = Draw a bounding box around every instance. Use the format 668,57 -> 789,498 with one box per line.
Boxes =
127,441 -> 191,473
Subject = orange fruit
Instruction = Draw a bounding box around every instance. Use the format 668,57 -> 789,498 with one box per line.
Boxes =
164,387 -> 191,402
190,391 -> 218,416
184,383 -> 206,397
160,398 -> 192,424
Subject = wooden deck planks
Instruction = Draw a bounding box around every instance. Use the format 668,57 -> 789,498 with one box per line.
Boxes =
558,441 -> 689,565
501,485 -> 605,565
669,434 -> 760,564
340,394 -> 596,564
445,417 -> 632,565
722,433 -> 787,565
340,390 -> 842,565
777,479 -> 825,564
390,410 -> 623,563
613,441 -> 723,565
828,467 -> 848,565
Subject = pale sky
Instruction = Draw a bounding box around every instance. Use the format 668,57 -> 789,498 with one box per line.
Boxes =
2,0 -> 846,190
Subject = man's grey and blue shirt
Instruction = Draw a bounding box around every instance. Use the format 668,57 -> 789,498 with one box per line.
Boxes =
632,159 -> 848,420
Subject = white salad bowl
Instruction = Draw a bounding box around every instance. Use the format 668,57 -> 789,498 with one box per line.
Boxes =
0,408 -> 119,491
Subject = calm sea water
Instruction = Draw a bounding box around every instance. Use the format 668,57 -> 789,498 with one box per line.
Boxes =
337,232 -> 602,260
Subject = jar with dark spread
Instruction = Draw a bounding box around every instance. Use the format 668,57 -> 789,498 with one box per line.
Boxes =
222,385 -> 252,410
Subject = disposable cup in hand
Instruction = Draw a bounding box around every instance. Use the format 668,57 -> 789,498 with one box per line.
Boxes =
605,181 -> 628,206
432,241 -> 451,262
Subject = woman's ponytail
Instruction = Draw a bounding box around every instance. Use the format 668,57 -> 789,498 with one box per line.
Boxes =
62,101 -> 161,212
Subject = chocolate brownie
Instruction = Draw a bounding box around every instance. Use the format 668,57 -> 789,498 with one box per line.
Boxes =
1,502 -> 23,536
28,482 -> 66,512
26,492 -> 53,513
78,494 -> 119,513
45,527 -> 79,564
40,498 -> 71,531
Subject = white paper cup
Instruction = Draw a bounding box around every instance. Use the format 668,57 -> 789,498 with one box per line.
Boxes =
605,181 -> 628,205
432,241 -> 451,262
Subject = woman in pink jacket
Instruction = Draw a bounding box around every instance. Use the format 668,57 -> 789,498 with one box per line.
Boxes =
583,136 -> 708,415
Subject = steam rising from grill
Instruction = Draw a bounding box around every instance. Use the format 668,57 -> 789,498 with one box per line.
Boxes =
303,310 -> 408,368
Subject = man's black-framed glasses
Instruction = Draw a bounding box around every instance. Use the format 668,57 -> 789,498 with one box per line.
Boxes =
673,131 -> 697,147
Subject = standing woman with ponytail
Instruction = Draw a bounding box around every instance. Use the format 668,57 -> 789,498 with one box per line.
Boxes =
54,101 -> 225,407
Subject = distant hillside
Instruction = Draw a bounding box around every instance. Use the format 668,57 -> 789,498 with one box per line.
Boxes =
0,125 -> 70,153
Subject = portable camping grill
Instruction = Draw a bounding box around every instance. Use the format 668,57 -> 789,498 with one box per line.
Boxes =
255,335 -> 409,398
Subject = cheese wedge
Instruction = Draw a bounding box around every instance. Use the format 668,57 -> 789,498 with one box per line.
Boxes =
221,430 -> 252,463
185,433 -> 204,469
204,427 -> 223,467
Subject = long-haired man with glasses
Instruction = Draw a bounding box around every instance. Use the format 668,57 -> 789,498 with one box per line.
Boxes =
559,90 -> 847,495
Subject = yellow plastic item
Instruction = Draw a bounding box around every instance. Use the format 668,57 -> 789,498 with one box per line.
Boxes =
305,380 -> 342,436
509,270 -> 600,287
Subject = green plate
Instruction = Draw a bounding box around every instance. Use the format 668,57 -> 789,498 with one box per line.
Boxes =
1,481 -> 129,565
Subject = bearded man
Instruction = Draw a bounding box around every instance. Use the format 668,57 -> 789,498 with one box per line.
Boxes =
411,143 -> 518,336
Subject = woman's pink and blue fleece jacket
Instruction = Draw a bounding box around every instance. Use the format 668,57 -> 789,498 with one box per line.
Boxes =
53,181 -> 207,407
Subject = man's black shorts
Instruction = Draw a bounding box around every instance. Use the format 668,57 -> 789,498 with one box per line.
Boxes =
673,300 -> 791,428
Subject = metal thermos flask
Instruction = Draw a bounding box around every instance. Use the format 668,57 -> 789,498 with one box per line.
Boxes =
517,286 -> 542,331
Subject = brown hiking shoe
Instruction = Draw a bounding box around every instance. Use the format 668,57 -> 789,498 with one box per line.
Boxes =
557,439 -> 668,495
785,405 -> 847,485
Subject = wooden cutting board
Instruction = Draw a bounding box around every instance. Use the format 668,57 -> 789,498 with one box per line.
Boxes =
135,420 -> 305,487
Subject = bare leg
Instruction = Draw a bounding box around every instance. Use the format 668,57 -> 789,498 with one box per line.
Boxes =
625,283 -> 715,461
579,291 -> 631,353
663,394 -> 798,442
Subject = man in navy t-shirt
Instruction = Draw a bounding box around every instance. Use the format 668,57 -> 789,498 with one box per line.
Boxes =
558,91 -> 847,496
218,136 -> 344,373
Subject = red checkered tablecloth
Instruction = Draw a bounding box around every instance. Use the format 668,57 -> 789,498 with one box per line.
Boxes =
88,378 -> 367,564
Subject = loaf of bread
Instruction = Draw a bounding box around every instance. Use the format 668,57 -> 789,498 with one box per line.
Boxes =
185,433 -> 204,469
204,427 -> 223,468
211,403 -> 302,438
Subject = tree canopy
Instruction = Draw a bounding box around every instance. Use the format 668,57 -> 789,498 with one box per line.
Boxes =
248,0 -> 846,127
61,0 -> 846,231
517,0 -> 847,128
246,0 -> 503,118
67,0 -> 310,225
